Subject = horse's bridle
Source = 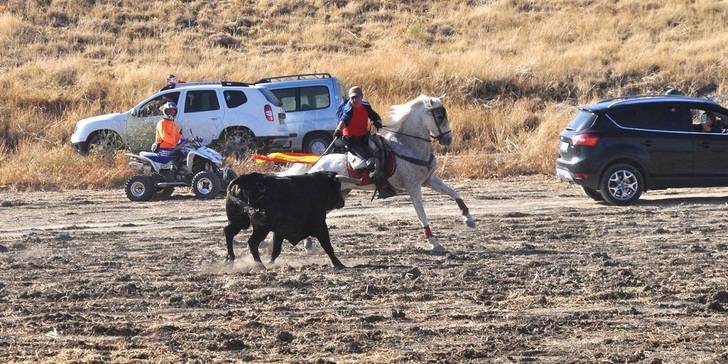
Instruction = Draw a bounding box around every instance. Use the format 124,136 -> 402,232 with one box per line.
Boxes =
381,106 -> 451,143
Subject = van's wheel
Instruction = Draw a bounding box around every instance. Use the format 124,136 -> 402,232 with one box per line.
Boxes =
125,175 -> 155,202
599,163 -> 643,206
191,171 -> 221,199
303,133 -> 333,155
581,186 -> 604,201
220,128 -> 256,159
88,130 -> 124,155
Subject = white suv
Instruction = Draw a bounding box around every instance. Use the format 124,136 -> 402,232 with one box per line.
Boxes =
70,81 -> 289,156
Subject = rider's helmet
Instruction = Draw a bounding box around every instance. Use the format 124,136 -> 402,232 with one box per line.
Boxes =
161,101 -> 178,120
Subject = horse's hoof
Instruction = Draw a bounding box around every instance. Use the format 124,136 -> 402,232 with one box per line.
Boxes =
225,256 -> 235,264
252,262 -> 267,271
464,217 -> 476,229
333,263 -> 346,270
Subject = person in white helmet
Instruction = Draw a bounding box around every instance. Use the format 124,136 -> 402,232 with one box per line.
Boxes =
153,102 -> 183,161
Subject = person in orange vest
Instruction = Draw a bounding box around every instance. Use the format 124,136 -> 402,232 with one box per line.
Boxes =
154,102 -> 182,160
333,86 -> 395,198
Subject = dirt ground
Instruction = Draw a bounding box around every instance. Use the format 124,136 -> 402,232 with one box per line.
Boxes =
0,175 -> 726,363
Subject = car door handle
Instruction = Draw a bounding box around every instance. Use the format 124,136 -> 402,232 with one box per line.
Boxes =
642,140 -> 653,147
210,117 -> 218,121
701,141 -> 711,148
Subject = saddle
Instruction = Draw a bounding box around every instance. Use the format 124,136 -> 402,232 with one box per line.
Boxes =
345,135 -> 396,186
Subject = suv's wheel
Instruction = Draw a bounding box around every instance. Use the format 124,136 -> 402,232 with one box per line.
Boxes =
599,163 -> 643,205
303,132 -> 333,155
88,130 -> 124,155
191,171 -> 221,199
125,175 -> 155,202
581,186 -> 604,201
220,128 -> 257,159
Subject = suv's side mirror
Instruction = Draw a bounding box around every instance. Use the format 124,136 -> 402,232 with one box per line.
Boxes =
131,108 -> 138,117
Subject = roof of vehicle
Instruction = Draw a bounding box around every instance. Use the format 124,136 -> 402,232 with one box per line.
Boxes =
159,81 -> 254,92
583,95 -> 725,112
255,73 -> 333,84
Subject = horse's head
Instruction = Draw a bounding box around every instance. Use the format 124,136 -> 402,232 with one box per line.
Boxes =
422,95 -> 452,146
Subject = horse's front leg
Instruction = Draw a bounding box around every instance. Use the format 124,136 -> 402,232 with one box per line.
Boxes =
425,175 -> 476,228
407,185 -> 446,253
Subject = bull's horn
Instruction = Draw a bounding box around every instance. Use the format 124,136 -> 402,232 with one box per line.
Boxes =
335,175 -> 361,184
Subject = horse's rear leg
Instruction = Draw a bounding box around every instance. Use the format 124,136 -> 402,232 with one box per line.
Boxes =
425,175 -> 476,228
407,186 -> 446,253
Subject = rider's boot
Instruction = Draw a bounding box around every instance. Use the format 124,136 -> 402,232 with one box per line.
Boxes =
369,158 -> 396,199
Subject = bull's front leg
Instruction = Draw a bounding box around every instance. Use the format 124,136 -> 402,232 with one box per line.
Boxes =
314,227 -> 345,270
407,185 -> 446,253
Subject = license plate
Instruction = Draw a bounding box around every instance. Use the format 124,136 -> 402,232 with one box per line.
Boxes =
560,141 -> 569,153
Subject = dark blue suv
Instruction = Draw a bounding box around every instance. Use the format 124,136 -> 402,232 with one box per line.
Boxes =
556,95 -> 728,205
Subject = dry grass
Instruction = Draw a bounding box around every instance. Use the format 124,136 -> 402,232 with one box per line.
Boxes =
1,0 -> 727,189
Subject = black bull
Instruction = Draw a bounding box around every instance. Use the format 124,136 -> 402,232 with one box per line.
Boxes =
224,172 -> 346,269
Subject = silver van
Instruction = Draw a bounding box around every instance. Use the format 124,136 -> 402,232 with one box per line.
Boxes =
256,73 -> 345,154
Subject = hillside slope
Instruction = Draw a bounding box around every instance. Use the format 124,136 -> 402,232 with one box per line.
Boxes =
1,0 -> 726,188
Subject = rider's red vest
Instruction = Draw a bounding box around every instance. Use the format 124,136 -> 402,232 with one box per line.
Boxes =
343,104 -> 369,137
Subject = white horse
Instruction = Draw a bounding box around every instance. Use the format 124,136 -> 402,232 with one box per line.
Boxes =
284,95 -> 476,252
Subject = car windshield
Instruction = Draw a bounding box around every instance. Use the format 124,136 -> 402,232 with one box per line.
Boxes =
566,110 -> 597,131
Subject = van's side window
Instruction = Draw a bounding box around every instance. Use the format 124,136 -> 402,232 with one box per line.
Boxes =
270,86 -> 330,112
185,90 -> 220,113
272,88 -> 297,112
223,91 -> 248,109
299,86 -> 330,110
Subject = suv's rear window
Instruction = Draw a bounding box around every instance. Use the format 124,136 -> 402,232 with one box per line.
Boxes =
258,88 -> 283,107
566,111 -> 597,131
223,91 -> 248,109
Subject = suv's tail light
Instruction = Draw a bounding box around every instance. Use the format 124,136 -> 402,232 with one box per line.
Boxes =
264,104 -> 274,122
571,133 -> 599,147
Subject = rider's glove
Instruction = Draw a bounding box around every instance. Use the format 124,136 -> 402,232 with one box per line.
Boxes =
333,129 -> 342,138
373,120 -> 383,130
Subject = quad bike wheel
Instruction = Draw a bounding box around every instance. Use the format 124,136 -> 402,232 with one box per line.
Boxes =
191,171 -> 221,199
125,175 -> 155,202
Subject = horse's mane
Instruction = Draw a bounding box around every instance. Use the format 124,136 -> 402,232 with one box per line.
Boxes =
386,95 -> 434,132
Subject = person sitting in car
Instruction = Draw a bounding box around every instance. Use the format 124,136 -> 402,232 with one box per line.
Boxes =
700,112 -> 722,133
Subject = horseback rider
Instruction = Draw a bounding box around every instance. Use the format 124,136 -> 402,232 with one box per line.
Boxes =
333,86 -> 396,198
153,102 -> 183,162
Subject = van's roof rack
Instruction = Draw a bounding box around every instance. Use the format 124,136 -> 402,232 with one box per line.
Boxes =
255,73 -> 332,84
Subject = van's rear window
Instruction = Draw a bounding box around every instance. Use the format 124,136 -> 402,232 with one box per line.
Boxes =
566,111 -> 597,131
